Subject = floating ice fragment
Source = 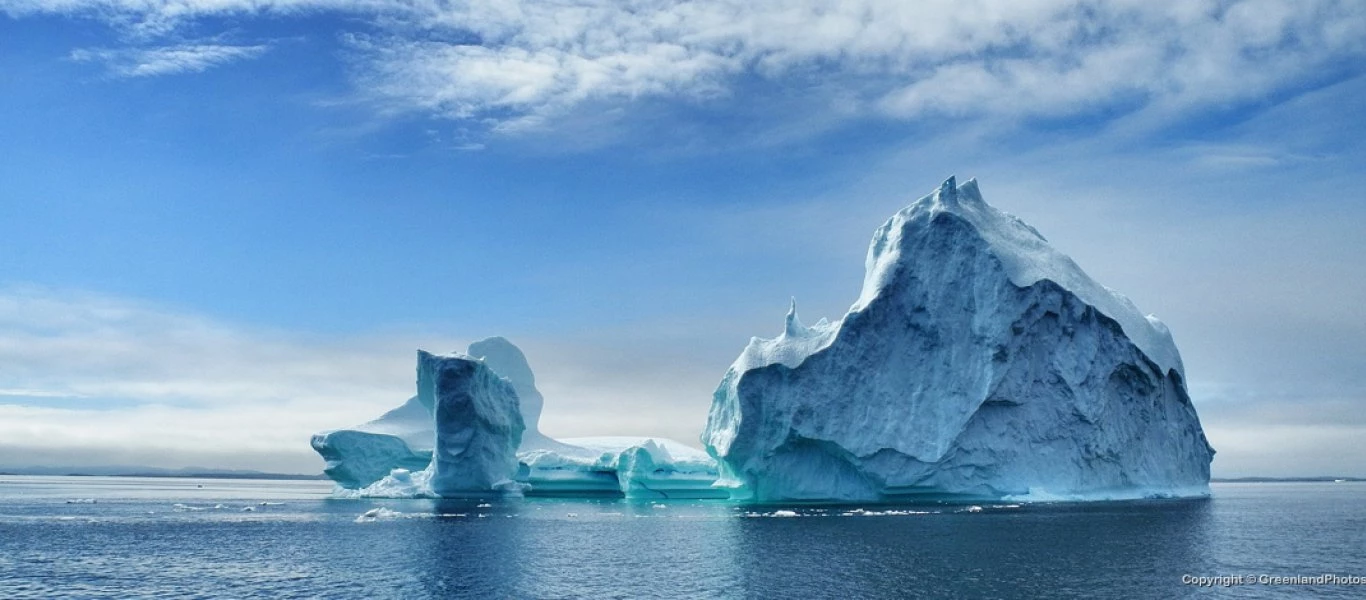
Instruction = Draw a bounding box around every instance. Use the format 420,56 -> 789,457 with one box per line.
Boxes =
355,507 -> 412,523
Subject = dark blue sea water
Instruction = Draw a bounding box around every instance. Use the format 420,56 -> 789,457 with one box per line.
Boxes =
1,477 -> 1362,599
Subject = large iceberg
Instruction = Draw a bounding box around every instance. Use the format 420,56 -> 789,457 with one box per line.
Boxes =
314,337 -> 722,498
702,177 -> 1215,502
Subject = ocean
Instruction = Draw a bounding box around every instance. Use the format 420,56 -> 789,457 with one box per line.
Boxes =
1,476 -> 1362,598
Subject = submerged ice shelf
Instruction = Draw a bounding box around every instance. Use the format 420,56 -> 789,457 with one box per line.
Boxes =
313,177 -> 1213,503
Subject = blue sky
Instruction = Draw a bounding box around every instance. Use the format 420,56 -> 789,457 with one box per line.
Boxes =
1,0 -> 1364,476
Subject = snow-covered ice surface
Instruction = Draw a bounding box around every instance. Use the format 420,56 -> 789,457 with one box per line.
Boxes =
703,177 -> 1214,503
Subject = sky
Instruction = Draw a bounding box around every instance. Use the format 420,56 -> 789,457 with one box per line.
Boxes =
0,0 -> 1363,477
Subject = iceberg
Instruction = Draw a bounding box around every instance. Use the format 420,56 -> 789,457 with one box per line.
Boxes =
316,176 -> 1213,505
313,338 -> 722,498
701,177 -> 1215,502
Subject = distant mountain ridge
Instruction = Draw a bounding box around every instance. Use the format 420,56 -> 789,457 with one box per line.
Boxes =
1211,476 -> 1364,483
0,465 -> 327,479
1,465 -> 1356,483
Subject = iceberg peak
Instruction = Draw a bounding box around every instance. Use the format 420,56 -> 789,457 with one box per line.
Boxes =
937,175 -> 958,204
860,175 -> 1181,377
782,297 -> 806,337
466,336 -> 547,441
957,177 -> 984,204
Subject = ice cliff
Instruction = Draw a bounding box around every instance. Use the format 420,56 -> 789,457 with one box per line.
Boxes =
419,350 -> 524,496
701,177 -> 1215,502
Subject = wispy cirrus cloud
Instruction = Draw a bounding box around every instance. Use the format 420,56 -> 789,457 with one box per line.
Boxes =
69,43 -> 269,77
6,0 -> 1364,136
338,0 -> 1366,134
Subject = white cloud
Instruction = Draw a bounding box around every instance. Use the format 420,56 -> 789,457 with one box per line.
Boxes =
69,43 -> 269,77
0,388 -> 84,398
8,0 -> 1364,132
0,286 -> 428,472
350,0 -> 1366,131
0,286 -> 728,472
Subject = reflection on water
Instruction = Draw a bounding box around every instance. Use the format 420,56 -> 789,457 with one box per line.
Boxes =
1,478 -> 1363,599
727,499 -> 1217,599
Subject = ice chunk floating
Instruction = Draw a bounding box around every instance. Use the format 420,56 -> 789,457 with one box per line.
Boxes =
702,177 -> 1214,502
313,177 -> 1213,503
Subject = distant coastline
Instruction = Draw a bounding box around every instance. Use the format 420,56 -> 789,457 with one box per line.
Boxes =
0,467 -> 1357,484
1211,477 -> 1363,483
0,466 -> 327,480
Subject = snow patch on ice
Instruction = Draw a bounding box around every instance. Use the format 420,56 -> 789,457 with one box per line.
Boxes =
856,177 -> 1183,376
337,466 -> 437,499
